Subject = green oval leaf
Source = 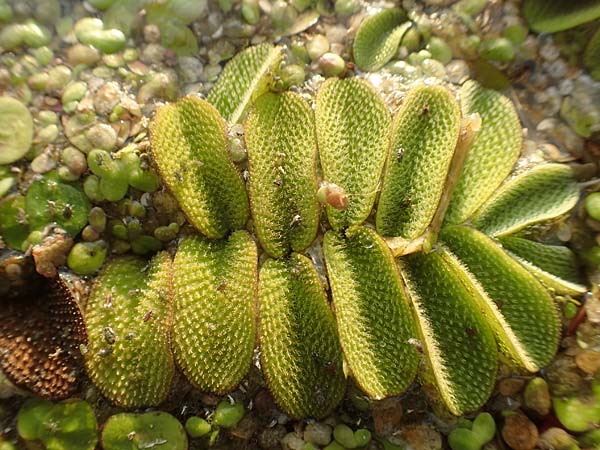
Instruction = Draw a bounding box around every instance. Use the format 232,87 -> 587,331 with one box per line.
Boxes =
441,225 -> 561,372
444,80 -> 522,226
150,96 -> 249,239
102,412 -> 187,450
472,164 -> 579,237
245,92 -> 319,257
316,78 -> 391,230
172,232 -> 257,394
376,84 -> 461,240
0,96 -> 33,165
400,251 -> 497,415
352,8 -> 408,71
207,43 -> 284,124
84,253 -> 175,408
523,0 -> 600,33
323,226 -> 419,399
26,175 -> 90,236
499,236 -> 586,296
259,253 -> 346,418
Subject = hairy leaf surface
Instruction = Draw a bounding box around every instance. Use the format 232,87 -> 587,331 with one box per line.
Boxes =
444,80 -> 522,225
472,164 -> 579,237
441,226 -> 560,371
316,78 -> 391,230
376,84 -> 460,239
172,232 -> 257,394
400,252 -> 497,415
523,0 -> 600,32
84,253 -> 174,407
323,226 -> 419,399
259,253 -> 345,418
499,236 -> 585,296
352,8 -> 408,71
207,43 -> 283,124
150,96 -> 249,239
245,92 -> 319,257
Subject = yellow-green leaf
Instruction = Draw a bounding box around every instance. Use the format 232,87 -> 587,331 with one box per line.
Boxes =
499,236 -> 586,296
259,253 -> 345,418
400,252 -> 497,415
245,92 -> 319,257
444,80 -> 522,225
441,226 -> 561,372
150,96 -> 249,239
472,164 -> 579,237
84,253 -> 174,408
352,8 -> 408,71
207,43 -> 283,124
172,232 -> 257,394
316,78 -> 391,230
376,84 -> 461,240
323,226 -> 419,399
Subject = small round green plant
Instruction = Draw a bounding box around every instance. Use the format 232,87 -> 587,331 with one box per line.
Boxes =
17,398 -> 98,450
101,412 -> 187,450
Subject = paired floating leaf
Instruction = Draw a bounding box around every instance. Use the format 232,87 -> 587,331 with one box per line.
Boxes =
150,96 -> 249,239
84,253 -> 174,408
259,253 -> 345,418
352,8 -> 408,71
316,78 -> 391,230
499,236 -> 586,296
400,252 -> 497,415
444,80 -> 522,225
323,226 -> 419,399
245,92 -> 319,257
207,43 -> 283,124
472,164 -> 579,237
441,226 -> 560,371
523,0 -> 600,33
172,232 -> 257,394
376,84 -> 461,239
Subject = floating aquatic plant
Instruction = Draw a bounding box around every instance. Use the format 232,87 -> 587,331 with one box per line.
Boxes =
101,411 -> 187,450
17,398 -> 98,450
83,41 -> 579,419
523,0 -> 600,33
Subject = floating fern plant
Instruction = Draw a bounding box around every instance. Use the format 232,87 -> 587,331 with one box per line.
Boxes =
83,42 -> 581,418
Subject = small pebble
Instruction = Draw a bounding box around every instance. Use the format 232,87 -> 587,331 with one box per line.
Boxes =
372,396 -> 403,436
501,412 -> 539,450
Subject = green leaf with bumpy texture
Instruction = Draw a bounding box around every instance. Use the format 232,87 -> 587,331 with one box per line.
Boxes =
352,8 -> 408,71
316,78 -> 391,230
150,96 -> 249,239
472,164 -> 579,237
400,252 -> 497,415
84,253 -> 174,408
376,84 -> 461,239
323,226 -> 419,399
245,92 -> 319,257
441,226 -> 560,372
172,232 -> 257,394
444,80 -> 522,225
584,27 -> 600,80
523,0 -> 600,33
499,236 -> 586,296
207,43 -> 283,124
259,253 -> 345,418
